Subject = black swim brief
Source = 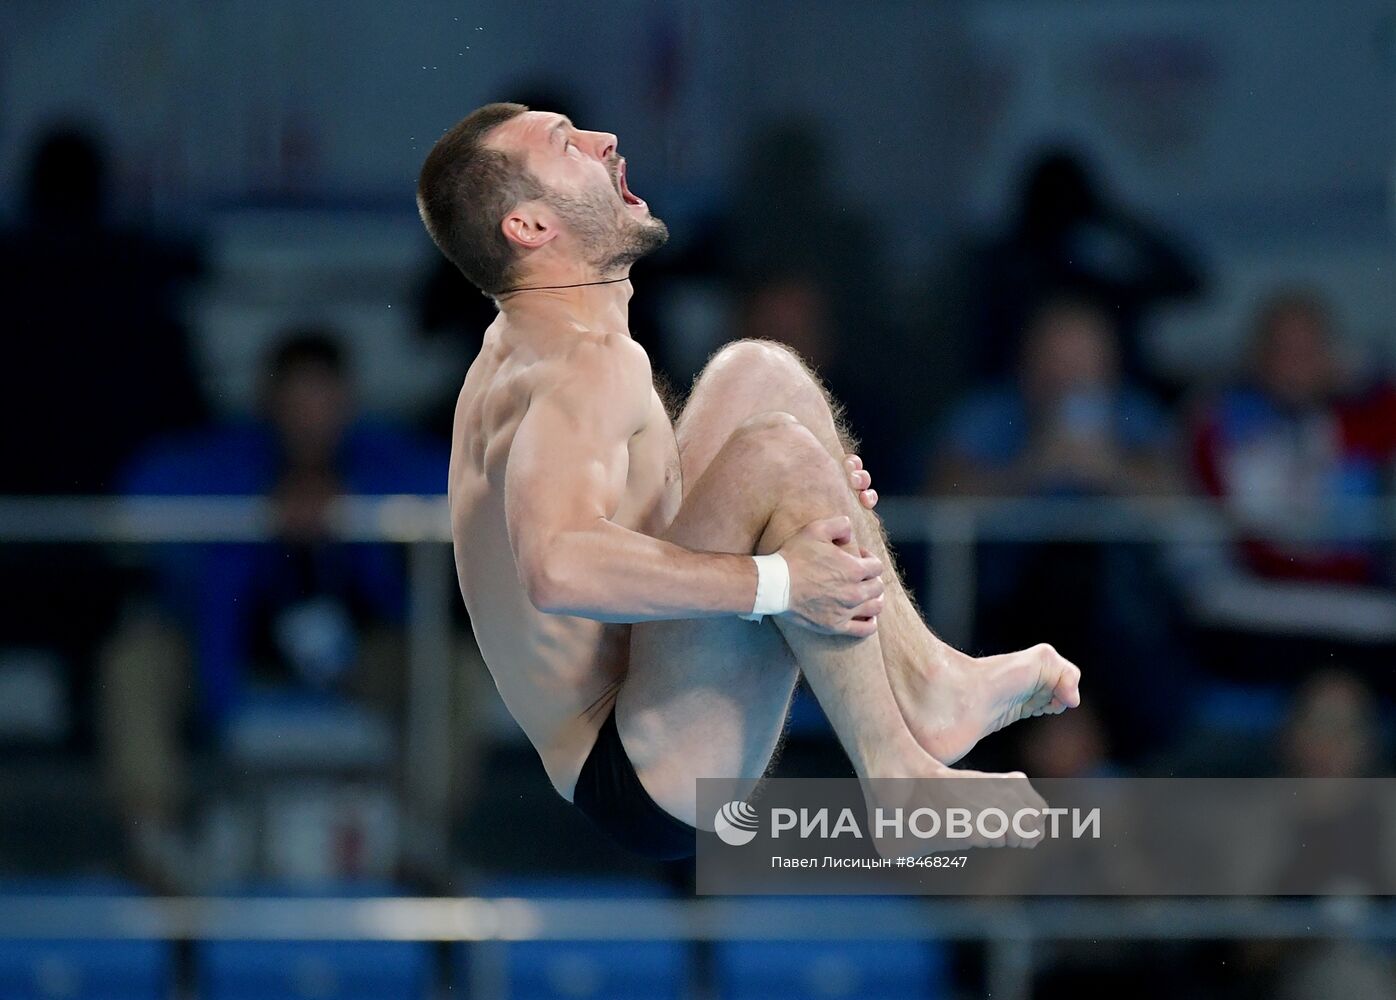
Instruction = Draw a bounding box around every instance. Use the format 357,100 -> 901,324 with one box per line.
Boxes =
572,707 -> 697,860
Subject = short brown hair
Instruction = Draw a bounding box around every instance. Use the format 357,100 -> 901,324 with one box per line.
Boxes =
417,103 -> 543,297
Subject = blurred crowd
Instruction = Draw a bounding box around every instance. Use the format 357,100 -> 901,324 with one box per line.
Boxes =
1,105 -> 1394,931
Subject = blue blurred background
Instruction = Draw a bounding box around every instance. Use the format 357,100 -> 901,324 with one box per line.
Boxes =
0,1 -> 1395,997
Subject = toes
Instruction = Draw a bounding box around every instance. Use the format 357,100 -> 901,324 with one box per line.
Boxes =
1035,645 -> 1082,708
1057,673 -> 1082,708
1028,685 -> 1056,712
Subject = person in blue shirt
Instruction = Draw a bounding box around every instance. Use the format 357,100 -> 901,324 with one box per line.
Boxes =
929,296 -> 1187,760
933,295 -> 1174,498
97,330 -> 447,888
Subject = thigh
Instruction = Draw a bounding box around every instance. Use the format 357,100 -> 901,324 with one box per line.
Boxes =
616,430 -> 800,826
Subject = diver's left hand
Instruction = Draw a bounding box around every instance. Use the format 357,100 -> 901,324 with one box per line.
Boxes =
845,453 -> 878,510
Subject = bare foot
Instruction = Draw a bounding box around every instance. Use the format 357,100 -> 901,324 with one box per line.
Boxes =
891,643 -> 1082,766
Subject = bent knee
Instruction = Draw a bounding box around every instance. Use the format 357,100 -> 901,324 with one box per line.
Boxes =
703,338 -> 814,389
732,410 -> 815,446
729,411 -> 829,473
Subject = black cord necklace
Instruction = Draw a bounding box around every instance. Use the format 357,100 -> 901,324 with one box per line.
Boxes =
497,276 -> 630,296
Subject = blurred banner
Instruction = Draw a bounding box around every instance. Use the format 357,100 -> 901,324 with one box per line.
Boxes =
697,777 -> 1396,895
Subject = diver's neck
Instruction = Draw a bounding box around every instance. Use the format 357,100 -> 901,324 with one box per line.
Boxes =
498,273 -> 634,333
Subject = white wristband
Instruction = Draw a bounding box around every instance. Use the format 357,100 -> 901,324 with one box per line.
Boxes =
738,553 -> 791,622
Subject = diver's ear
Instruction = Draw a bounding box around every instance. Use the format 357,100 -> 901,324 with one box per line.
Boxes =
502,201 -> 558,251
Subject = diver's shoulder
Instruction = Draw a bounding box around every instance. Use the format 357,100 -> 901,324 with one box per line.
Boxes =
561,329 -> 651,381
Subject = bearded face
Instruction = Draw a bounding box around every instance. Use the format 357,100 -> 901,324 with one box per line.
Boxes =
487,110 -> 672,283
543,164 -> 669,275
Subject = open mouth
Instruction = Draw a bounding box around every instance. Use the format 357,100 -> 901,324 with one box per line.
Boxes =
617,158 -> 645,208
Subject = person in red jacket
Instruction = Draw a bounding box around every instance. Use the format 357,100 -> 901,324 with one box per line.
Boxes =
1191,290 -> 1396,586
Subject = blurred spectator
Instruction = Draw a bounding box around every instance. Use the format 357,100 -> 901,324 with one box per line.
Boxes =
733,272 -> 912,485
1011,703 -> 1179,997
97,330 -> 449,888
711,120 -> 919,482
954,146 -> 1202,388
1280,669 -> 1381,779
1268,670 -> 1384,888
0,127 -> 209,725
0,125 -> 206,494
931,296 -> 1189,758
1179,290 -> 1396,662
720,118 -> 881,320
1237,672 -> 1394,998
737,274 -> 838,373
1192,290 -> 1396,585
932,295 -> 1176,497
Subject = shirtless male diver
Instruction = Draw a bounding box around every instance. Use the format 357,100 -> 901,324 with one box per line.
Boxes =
417,103 -> 1081,859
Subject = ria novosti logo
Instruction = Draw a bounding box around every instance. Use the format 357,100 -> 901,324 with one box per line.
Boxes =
714,801 -> 760,846
710,801 -> 1101,847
